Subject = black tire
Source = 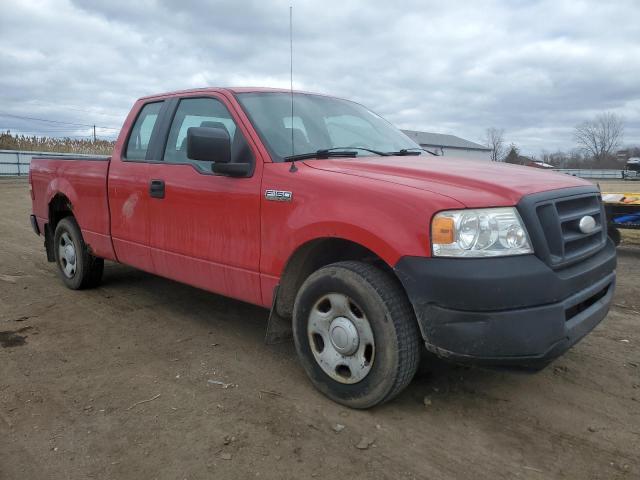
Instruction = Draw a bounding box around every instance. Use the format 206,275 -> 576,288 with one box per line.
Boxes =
53,217 -> 104,290
292,261 -> 421,408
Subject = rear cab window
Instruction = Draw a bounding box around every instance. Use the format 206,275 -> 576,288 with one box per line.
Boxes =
125,102 -> 163,160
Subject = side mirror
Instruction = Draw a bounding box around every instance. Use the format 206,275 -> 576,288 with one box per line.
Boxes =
187,126 -> 231,163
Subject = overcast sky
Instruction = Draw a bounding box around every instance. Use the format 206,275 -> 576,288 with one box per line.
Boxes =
1,0 -> 639,154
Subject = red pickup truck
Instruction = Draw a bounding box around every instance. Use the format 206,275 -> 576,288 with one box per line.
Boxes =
29,87 -> 616,408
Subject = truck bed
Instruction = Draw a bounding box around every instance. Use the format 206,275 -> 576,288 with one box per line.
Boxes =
30,155 -> 116,260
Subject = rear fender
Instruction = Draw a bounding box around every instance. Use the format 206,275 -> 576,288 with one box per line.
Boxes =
44,179 -> 78,262
45,177 -> 79,216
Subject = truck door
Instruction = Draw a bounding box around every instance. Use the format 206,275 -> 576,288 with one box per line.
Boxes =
146,95 -> 263,305
108,100 -> 166,272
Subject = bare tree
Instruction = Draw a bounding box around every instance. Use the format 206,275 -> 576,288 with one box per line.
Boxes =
486,127 -> 506,162
574,112 -> 624,165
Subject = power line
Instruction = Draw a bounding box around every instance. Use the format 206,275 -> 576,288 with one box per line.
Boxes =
5,130 -> 90,135
0,112 -> 120,131
3,134 -> 102,139
1,126 -> 84,133
1,124 -> 98,132
26,99 -> 124,117
1,128 -> 116,139
2,128 -> 87,133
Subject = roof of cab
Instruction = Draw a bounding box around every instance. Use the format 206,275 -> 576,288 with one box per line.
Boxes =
138,86 -> 331,101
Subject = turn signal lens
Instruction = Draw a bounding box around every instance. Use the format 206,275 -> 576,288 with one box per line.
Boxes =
432,216 -> 454,244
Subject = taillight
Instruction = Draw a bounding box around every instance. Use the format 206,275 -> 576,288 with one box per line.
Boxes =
29,170 -> 34,200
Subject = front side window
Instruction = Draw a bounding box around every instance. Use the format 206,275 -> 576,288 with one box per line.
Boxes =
164,97 -> 252,171
236,92 -> 420,161
125,101 -> 162,160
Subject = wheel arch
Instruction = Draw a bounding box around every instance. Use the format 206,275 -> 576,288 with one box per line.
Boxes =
43,192 -> 75,262
275,236 -> 403,319
45,175 -> 80,231
48,193 -> 75,229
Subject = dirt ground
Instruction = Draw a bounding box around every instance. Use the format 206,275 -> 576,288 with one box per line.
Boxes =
1,177 -> 639,480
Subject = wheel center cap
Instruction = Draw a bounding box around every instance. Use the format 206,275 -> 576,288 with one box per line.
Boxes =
329,317 -> 359,356
64,244 -> 76,263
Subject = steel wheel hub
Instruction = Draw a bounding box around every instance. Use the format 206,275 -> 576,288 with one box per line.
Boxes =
58,231 -> 77,278
307,293 -> 375,384
64,244 -> 76,264
329,317 -> 359,355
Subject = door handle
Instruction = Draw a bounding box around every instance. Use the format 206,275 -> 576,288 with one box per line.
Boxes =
149,179 -> 165,199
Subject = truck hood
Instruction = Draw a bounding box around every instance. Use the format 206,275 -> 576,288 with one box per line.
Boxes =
303,156 -> 591,207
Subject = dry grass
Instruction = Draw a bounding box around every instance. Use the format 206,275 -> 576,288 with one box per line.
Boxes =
0,131 -> 115,155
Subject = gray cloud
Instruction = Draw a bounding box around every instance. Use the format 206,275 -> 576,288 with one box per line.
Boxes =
0,0 -> 638,153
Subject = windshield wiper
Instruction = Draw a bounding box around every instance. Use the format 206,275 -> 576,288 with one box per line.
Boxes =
283,146 -> 391,162
387,147 -> 438,157
283,149 -> 358,162
327,147 -> 390,156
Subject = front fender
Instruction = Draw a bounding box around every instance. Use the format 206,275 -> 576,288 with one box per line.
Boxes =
287,221 -> 403,268
260,163 -> 465,278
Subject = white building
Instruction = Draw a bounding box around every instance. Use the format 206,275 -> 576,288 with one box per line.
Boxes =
401,130 -> 492,160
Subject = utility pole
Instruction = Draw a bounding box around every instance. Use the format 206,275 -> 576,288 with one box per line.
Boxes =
93,125 -> 96,142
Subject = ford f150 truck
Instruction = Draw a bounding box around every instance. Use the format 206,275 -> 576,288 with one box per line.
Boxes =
29,87 -> 616,408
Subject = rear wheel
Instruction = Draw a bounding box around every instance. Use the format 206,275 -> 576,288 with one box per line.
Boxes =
53,217 -> 104,290
292,261 -> 421,408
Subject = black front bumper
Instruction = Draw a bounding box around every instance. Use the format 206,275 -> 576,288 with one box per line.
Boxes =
394,240 -> 616,368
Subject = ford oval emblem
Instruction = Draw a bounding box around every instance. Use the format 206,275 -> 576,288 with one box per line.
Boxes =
579,215 -> 597,234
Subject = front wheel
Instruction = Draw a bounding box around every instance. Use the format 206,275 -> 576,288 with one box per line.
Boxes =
53,217 -> 104,290
292,261 -> 421,408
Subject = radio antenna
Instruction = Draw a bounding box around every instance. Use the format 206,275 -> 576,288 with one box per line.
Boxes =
288,5 -> 297,173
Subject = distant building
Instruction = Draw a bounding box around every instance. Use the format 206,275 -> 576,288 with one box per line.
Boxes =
401,129 -> 492,160
526,160 -> 555,169
616,149 -> 629,160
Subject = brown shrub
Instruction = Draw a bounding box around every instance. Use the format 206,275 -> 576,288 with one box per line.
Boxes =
0,131 -> 115,155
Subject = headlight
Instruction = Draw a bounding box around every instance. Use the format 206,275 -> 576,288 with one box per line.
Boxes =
431,207 -> 533,257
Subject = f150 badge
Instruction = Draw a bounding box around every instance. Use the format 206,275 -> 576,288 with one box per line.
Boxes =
265,189 -> 293,202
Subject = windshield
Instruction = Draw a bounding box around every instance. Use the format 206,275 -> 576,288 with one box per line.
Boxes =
236,92 -> 421,161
